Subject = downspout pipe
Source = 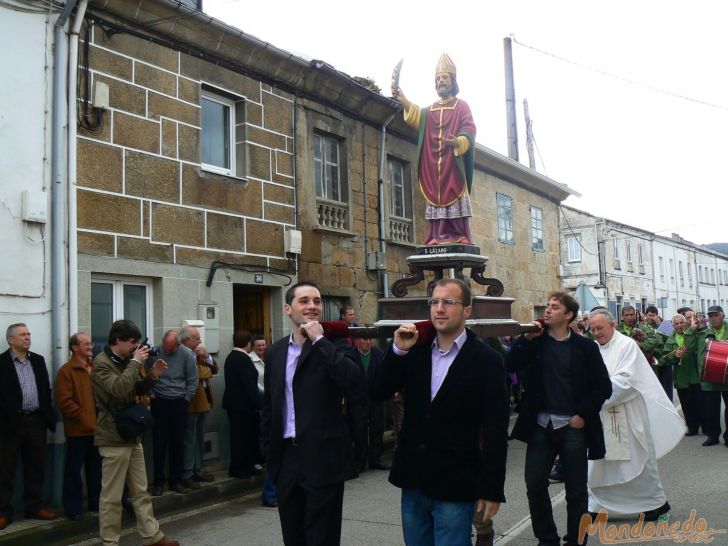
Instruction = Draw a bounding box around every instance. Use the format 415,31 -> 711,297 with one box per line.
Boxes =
378,112 -> 397,298
51,0 -> 78,507
68,0 -> 88,336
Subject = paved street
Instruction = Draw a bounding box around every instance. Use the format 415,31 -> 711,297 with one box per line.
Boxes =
67,412 -> 728,546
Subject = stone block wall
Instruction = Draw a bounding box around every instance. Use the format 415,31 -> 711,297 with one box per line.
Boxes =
77,24 -> 294,269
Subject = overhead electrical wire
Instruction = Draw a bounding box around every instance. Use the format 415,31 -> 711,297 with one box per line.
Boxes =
510,34 -> 728,112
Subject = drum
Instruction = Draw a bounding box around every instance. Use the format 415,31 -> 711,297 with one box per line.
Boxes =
702,339 -> 728,385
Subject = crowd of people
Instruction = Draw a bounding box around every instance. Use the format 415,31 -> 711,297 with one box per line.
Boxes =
1,290 -> 723,545
0,292 -> 397,545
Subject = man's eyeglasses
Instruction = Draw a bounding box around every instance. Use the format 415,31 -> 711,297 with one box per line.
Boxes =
427,298 -> 465,307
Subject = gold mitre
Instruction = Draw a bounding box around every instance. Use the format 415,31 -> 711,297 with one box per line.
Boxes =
435,53 -> 457,76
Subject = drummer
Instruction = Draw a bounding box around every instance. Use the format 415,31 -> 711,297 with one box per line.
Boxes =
693,305 -> 728,447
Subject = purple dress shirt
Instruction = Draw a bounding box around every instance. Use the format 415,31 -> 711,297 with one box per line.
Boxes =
282,334 -> 302,439
394,328 -> 467,400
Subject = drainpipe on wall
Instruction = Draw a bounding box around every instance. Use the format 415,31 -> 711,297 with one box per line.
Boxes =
377,112 -> 397,298
68,0 -> 88,335
50,0 -> 78,507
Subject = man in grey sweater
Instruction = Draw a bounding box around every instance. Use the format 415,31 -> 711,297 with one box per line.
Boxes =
149,331 -> 198,496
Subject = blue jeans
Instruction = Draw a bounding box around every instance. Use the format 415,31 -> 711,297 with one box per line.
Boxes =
262,472 -> 277,503
401,488 -> 474,546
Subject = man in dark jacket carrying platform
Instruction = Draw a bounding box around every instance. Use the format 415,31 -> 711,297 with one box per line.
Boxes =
371,278 -> 509,546
509,292 -> 612,546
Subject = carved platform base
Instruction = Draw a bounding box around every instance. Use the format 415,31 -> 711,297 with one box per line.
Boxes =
390,252 -> 504,298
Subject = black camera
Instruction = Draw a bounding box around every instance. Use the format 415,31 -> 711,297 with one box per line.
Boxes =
139,337 -> 160,357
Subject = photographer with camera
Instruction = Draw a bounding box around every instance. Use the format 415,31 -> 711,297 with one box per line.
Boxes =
91,319 -> 178,546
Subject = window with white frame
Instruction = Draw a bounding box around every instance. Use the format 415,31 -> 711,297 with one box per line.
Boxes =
314,133 -> 342,202
699,266 -> 704,283
669,258 -> 675,281
679,261 -> 684,286
497,193 -> 514,244
626,240 -> 633,264
638,243 -> 645,274
710,268 -> 715,284
387,157 -> 413,243
659,257 -> 665,282
566,235 -> 581,262
613,238 -> 621,269
531,206 -> 544,251
688,263 -> 693,287
90,278 -> 152,354
201,91 -> 236,176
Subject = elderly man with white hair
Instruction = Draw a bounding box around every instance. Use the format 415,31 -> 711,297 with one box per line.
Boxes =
587,309 -> 685,521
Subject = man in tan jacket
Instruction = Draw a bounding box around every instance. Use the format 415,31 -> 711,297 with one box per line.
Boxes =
92,320 -> 178,546
55,332 -> 101,520
180,326 -> 218,490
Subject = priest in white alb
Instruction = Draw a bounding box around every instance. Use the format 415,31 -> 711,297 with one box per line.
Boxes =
587,308 -> 685,521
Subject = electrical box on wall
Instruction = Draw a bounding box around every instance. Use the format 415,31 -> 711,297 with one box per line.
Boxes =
198,304 -> 220,353
93,81 -> 110,109
284,229 -> 302,254
366,251 -> 387,271
21,190 -> 48,223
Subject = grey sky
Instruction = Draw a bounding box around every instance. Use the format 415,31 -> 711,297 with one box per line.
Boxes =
206,0 -> 728,245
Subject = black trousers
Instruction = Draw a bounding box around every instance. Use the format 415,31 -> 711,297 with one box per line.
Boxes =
276,441 -> 345,546
702,390 -> 728,441
655,365 -> 673,402
63,435 -> 102,515
525,424 -> 588,546
0,414 -> 47,517
227,409 -> 259,477
348,399 -> 385,466
676,384 -> 703,433
151,397 -> 187,487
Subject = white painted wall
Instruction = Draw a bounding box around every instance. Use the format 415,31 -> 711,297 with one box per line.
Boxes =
0,9 -> 56,357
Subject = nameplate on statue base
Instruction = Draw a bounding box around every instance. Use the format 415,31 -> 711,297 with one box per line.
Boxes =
416,244 -> 480,256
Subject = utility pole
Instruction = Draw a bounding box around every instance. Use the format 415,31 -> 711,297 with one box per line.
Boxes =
503,37 -> 519,161
523,98 -> 536,169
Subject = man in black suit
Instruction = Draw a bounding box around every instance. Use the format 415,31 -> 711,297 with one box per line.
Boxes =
371,278 -> 510,546
351,337 -> 389,472
0,323 -> 58,530
260,281 -> 361,546
222,329 -> 261,479
508,292 -> 612,546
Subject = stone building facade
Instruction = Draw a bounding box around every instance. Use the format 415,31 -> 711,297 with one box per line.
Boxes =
67,0 -> 576,467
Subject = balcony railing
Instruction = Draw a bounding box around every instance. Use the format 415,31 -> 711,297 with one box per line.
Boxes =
389,216 -> 413,243
317,199 -> 348,230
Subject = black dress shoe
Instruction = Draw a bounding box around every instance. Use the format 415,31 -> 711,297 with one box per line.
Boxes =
150,485 -> 163,496
685,429 -> 699,437
170,483 -> 189,494
261,500 -> 278,508
642,501 -> 670,522
66,512 -> 82,521
368,461 -> 391,470
702,437 -> 719,446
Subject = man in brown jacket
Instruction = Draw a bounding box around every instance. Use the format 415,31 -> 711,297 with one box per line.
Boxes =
180,326 -> 218,489
55,332 -> 101,520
